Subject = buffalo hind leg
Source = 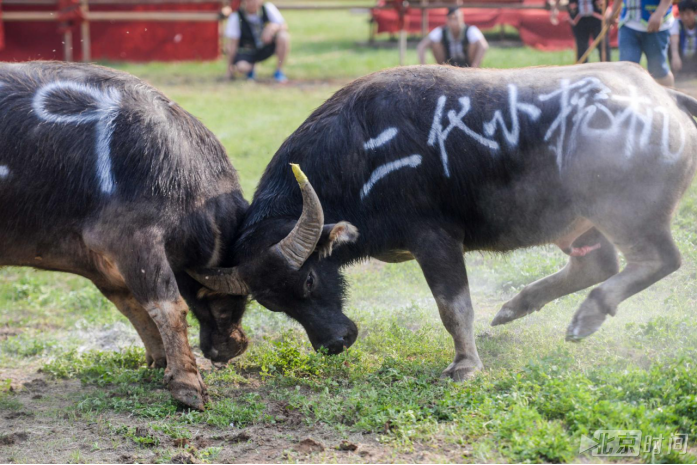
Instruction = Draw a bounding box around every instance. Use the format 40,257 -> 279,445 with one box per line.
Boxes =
98,287 -> 167,368
566,223 -> 681,341
412,229 -> 483,380
492,228 -> 619,326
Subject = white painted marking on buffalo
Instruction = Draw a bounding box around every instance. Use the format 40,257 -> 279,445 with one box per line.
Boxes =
428,88 -> 542,177
33,81 -> 122,194
483,84 -> 542,146
361,155 -> 422,199
539,77 -> 612,171
539,79 -> 684,170
364,127 -> 398,151
428,96 -> 498,178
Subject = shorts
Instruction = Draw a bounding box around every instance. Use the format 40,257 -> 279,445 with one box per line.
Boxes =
233,42 -> 276,65
619,26 -> 671,79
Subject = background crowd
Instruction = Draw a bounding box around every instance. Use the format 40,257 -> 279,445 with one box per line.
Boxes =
223,0 -> 697,88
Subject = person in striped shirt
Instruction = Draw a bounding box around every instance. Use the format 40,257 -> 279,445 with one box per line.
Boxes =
608,0 -> 675,86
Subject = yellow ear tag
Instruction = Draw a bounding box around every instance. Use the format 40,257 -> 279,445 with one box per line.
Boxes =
290,163 -> 308,186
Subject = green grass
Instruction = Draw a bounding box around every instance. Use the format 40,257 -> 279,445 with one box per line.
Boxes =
1,10 -> 696,464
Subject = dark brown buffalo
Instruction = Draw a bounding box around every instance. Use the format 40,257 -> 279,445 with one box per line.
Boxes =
0,62 -> 249,409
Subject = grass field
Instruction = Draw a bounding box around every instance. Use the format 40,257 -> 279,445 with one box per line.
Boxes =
2,10 -> 697,464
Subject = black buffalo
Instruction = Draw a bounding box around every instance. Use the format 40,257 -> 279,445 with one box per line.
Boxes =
0,62 -> 250,409
192,62 -> 697,380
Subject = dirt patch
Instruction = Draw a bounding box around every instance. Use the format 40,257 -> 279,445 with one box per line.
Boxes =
0,327 -> 20,341
339,440 -> 359,451
4,411 -> 33,420
171,452 -> 197,464
0,366 -> 476,463
0,432 -> 28,446
270,400 -> 304,426
75,322 -> 140,353
224,432 -> 251,444
295,437 -> 325,454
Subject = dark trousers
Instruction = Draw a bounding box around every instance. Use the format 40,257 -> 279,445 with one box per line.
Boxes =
573,16 -> 611,62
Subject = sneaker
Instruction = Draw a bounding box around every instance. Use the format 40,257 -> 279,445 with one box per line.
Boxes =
246,69 -> 256,81
274,69 -> 288,83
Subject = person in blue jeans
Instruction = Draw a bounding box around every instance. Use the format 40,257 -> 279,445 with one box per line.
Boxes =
608,0 -> 676,86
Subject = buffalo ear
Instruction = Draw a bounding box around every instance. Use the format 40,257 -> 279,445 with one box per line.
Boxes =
316,222 -> 359,259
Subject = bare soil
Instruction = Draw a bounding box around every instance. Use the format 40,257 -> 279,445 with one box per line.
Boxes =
0,369 -> 470,464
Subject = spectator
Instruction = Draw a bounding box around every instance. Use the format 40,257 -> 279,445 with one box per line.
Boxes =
224,0 -> 290,83
671,0 -> 697,75
550,0 -> 611,63
608,0 -> 675,86
417,8 -> 489,68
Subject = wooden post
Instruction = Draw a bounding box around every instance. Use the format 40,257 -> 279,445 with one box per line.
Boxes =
600,0 -> 607,62
369,16 -> 376,44
398,1 -> 407,65
64,28 -> 73,62
81,0 -> 91,62
421,0 -> 428,36
399,28 -> 406,65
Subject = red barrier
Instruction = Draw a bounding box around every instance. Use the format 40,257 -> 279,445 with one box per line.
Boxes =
372,4 -> 620,51
0,2 -> 220,62
0,0 -> 4,52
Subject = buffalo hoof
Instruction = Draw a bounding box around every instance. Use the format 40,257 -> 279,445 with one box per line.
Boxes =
165,369 -> 209,411
491,299 -> 541,326
440,360 -> 483,382
566,298 -> 608,342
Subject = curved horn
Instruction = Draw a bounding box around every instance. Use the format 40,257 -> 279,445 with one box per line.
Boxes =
187,267 -> 250,295
275,164 -> 325,270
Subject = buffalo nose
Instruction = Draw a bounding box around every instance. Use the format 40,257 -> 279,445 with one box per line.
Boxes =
325,338 -> 348,355
324,331 -> 357,355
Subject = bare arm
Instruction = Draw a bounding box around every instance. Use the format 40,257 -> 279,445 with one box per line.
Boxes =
417,37 -> 432,65
225,38 -> 239,77
261,22 -> 288,44
226,38 -> 239,63
550,0 -> 561,24
468,36 -> 489,68
647,0 -> 672,32
671,33 -> 683,71
607,0 -> 622,23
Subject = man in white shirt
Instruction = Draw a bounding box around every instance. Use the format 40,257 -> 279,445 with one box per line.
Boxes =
224,0 -> 290,82
671,0 -> 697,74
417,8 -> 489,68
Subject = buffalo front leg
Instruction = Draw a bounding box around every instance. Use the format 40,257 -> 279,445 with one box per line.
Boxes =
411,230 -> 483,381
98,287 -> 167,368
492,228 -> 619,326
89,231 -> 209,410
141,297 -> 208,409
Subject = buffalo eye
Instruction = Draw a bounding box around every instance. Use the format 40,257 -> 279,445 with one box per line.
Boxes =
304,271 -> 316,296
